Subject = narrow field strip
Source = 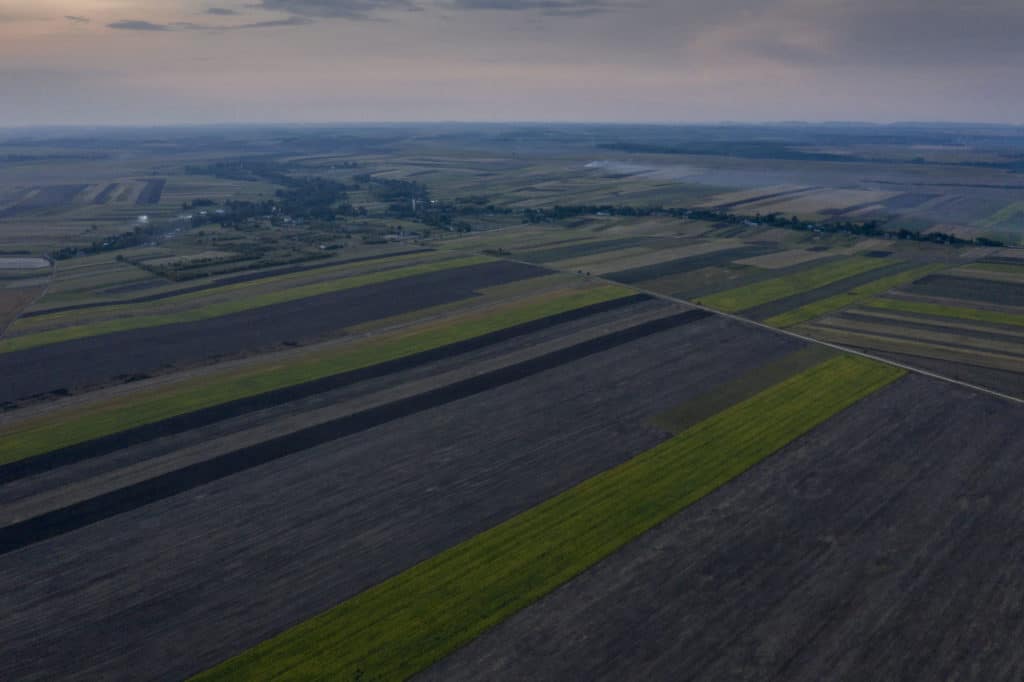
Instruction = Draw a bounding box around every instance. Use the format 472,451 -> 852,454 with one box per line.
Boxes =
0,286 -> 636,476
0,256 -> 491,353
863,297 -> 1024,328
22,249 -> 434,318
765,263 -> 948,328
0,309 -> 711,555
799,323 -> 1024,372
699,257 -> 895,313
194,355 -> 903,682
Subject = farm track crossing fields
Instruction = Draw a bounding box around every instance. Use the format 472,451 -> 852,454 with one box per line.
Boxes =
0,260 -> 547,403
700,257 -> 897,313
0,286 -> 637,472
0,311 -> 805,680
764,263 -> 948,327
425,375 -> 1024,682
196,355 -> 901,681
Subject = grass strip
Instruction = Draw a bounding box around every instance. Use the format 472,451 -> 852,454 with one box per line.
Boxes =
0,286 -> 631,466
862,297 -> 1024,328
764,263 -> 948,328
0,256 -> 491,353
194,354 -> 903,682
963,262 -> 1024,275
699,257 -> 895,313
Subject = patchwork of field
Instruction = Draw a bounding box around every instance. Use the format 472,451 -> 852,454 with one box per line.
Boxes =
0,258 -> 550,403
424,375 -> 1024,681
4,126 -> 1024,682
0,299 -> 839,680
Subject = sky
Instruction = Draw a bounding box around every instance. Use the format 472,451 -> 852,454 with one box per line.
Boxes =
1,0 -> 1023,126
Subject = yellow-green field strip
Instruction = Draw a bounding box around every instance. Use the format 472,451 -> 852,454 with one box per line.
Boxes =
862,297 -> 1024,328
700,257 -> 895,313
764,263 -> 948,328
195,354 -> 903,681
0,256 -> 490,354
0,285 -> 630,466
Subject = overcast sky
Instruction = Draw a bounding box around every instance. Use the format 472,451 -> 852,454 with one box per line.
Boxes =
1,0 -> 1023,126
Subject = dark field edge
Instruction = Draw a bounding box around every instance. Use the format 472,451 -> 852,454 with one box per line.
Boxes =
650,344 -> 838,434
713,186 -> 819,211
740,261 -> 917,321
24,249 -> 435,318
603,244 -> 778,285
92,183 -> 119,205
905,273 -> 1024,308
0,307 -> 710,556
835,310 -> 1024,345
135,179 -> 166,206
0,294 -> 652,485
807,319 -> 1024,360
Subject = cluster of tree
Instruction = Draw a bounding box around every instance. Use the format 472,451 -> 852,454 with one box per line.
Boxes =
518,203 -> 1007,247
522,204 -> 662,223
274,177 -> 353,220
51,222 -> 169,260
185,159 -> 293,186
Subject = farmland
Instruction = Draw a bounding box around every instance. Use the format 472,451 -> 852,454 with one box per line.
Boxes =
1,123 -> 1024,681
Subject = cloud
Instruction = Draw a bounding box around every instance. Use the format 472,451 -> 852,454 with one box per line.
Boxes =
448,0 -> 610,16
107,15 -> 313,32
206,7 -> 240,15
252,0 -> 419,19
108,20 -> 171,31
65,15 -> 91,24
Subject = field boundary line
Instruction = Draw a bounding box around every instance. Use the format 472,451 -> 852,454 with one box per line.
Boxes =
0,260 -> 55,340
638,283 -> 1024,406
498,255 -> 1024,406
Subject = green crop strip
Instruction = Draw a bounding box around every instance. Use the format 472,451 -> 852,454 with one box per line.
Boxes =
963,262 -> 1024,275
699,257 -> 895,313
764,263 -> 948,328
0,256 -> 490,354
0,286 -> 630,466
194,354 -> 903,682
862,297 -> 1024,328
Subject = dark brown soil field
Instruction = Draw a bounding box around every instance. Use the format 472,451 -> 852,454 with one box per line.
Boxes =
134,179 -> 166,205
0,260 -> 546,404
713,186 -> 817,210
842,345 -> 1024,400
0,314 -> 804,681
0,287 -> 43,335
0,185 -> 88,218
92,183 -> 119,205
741,261 -> 915,321
423,375 -> 1024,682
0,309 -> 712,553
605,244 -> 776,285
0,294 -> 651,485
905,273 -> 1024,307
520,237 -> 654,263
0,297 -> 672,507
24,249 -> 433,317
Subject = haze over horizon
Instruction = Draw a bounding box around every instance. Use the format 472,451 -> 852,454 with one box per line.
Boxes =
2,0 -> 1024,127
